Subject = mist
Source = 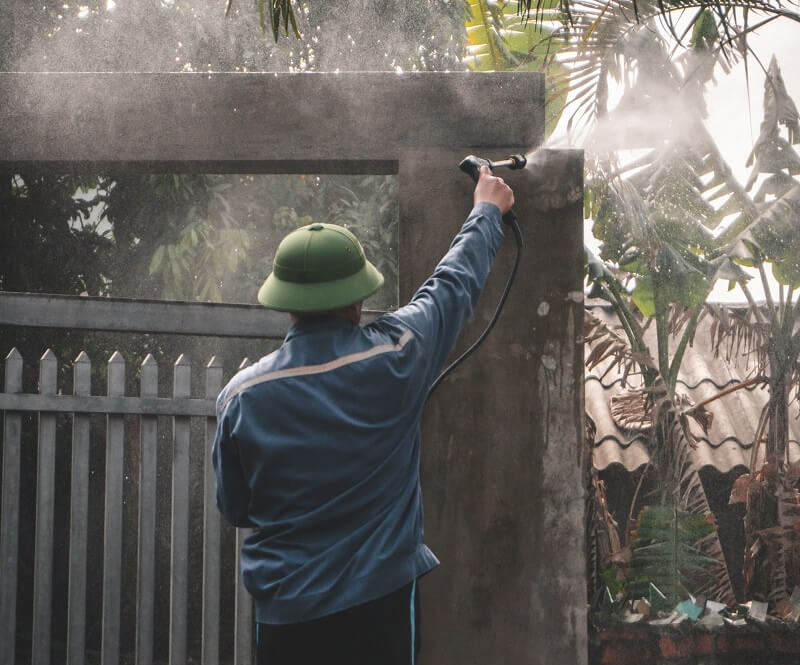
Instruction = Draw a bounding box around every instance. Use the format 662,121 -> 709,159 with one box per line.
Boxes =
3,1 -> 465,74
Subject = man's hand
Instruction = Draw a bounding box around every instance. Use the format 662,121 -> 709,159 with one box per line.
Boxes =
474,165 -> 514,216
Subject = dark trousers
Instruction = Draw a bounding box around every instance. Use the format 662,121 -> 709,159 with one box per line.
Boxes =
257,582 -> 421,665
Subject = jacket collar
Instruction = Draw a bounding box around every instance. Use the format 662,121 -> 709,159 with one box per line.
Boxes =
284,314 -> 358,343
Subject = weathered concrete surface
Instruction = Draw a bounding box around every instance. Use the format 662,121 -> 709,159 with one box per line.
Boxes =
400,148 -> 585,665
0,72 -> 543,172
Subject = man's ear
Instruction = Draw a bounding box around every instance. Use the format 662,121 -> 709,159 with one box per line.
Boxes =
343,301 -> 363,325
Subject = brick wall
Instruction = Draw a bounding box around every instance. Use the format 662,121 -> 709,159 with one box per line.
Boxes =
591,622 -> 800,664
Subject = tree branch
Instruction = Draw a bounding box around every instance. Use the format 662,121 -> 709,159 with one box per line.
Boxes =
684,375 -> 768,414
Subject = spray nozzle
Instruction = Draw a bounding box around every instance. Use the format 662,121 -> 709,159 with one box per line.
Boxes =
458,154 -> 527,183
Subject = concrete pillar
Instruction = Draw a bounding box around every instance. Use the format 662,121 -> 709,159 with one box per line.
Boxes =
400,147 -> 585,665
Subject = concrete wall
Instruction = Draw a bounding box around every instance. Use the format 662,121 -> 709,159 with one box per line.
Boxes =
0,72 -> 543,172
0,72 -> 585,664
400,147 -> 585,664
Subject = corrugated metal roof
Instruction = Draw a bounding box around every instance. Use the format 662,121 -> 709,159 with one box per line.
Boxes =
586,303 -> 800,472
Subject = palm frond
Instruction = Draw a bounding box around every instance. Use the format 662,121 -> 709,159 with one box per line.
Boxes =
632,391 -> 738,603
535,0 -> 800,134
585,307 -> 653,382
226,0 -> 301,41
629,503 -> 729,604
671,407 -> 738,603
699,303 -> 771,370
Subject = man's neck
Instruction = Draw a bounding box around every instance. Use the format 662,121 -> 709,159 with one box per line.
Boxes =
290,302 -> 363,326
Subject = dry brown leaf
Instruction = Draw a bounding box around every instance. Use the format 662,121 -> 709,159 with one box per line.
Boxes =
729,473 -> 751,505
610,390 -> 652,431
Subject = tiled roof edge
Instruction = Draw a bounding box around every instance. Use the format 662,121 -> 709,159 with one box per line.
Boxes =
586,374 -> 764,392
593,435 -> 800,450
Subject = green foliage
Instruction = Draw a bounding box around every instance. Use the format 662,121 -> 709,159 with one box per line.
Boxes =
149,221 -> 253,302
578,8 -> 800,609
536,1 -> 800,132
630,275 -> 656,318
98,174 -> 215,299
690,9 -> 717,50
225,0 -> 300,42
725,60 -> 800,288
744,188 -> 800,287
129,173 -> 399,308
463,0 -> 567,135
718,57 -> 800,426
586,45 -> 800,609
0,174 -> 111,295
591,157 -> 720,323
630,505 -> 719,604
326,176 -> 399,309
3,170 -> 399,312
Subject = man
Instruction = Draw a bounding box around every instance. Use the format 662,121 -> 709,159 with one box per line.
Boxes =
213,166 -> 514,665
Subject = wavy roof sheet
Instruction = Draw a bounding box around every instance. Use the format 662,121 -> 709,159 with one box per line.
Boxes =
586,304 -> 800,473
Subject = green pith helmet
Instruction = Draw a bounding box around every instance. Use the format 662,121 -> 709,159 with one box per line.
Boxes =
258,223 -> 384,312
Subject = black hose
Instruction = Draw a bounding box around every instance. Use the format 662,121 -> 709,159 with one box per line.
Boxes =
426,212 -> 523,399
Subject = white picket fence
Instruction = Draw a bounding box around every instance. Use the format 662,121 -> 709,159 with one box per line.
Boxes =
0,347 -> 253,665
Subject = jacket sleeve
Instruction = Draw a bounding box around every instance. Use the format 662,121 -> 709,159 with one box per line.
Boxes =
388,202 -> 505,382
212,399 -> 257,528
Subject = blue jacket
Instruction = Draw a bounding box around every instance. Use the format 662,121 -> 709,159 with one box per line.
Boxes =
213,202 -> 504,624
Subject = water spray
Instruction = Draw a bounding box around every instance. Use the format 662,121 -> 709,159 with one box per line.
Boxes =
427,154 -> 525,397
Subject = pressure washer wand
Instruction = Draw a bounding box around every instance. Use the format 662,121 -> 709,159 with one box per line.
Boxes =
458,153 -> 527,179
427,154 -> 525,398
458,154 -> 526,226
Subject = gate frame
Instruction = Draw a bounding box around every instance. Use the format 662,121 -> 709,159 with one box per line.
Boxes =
0,71 -> 585,665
